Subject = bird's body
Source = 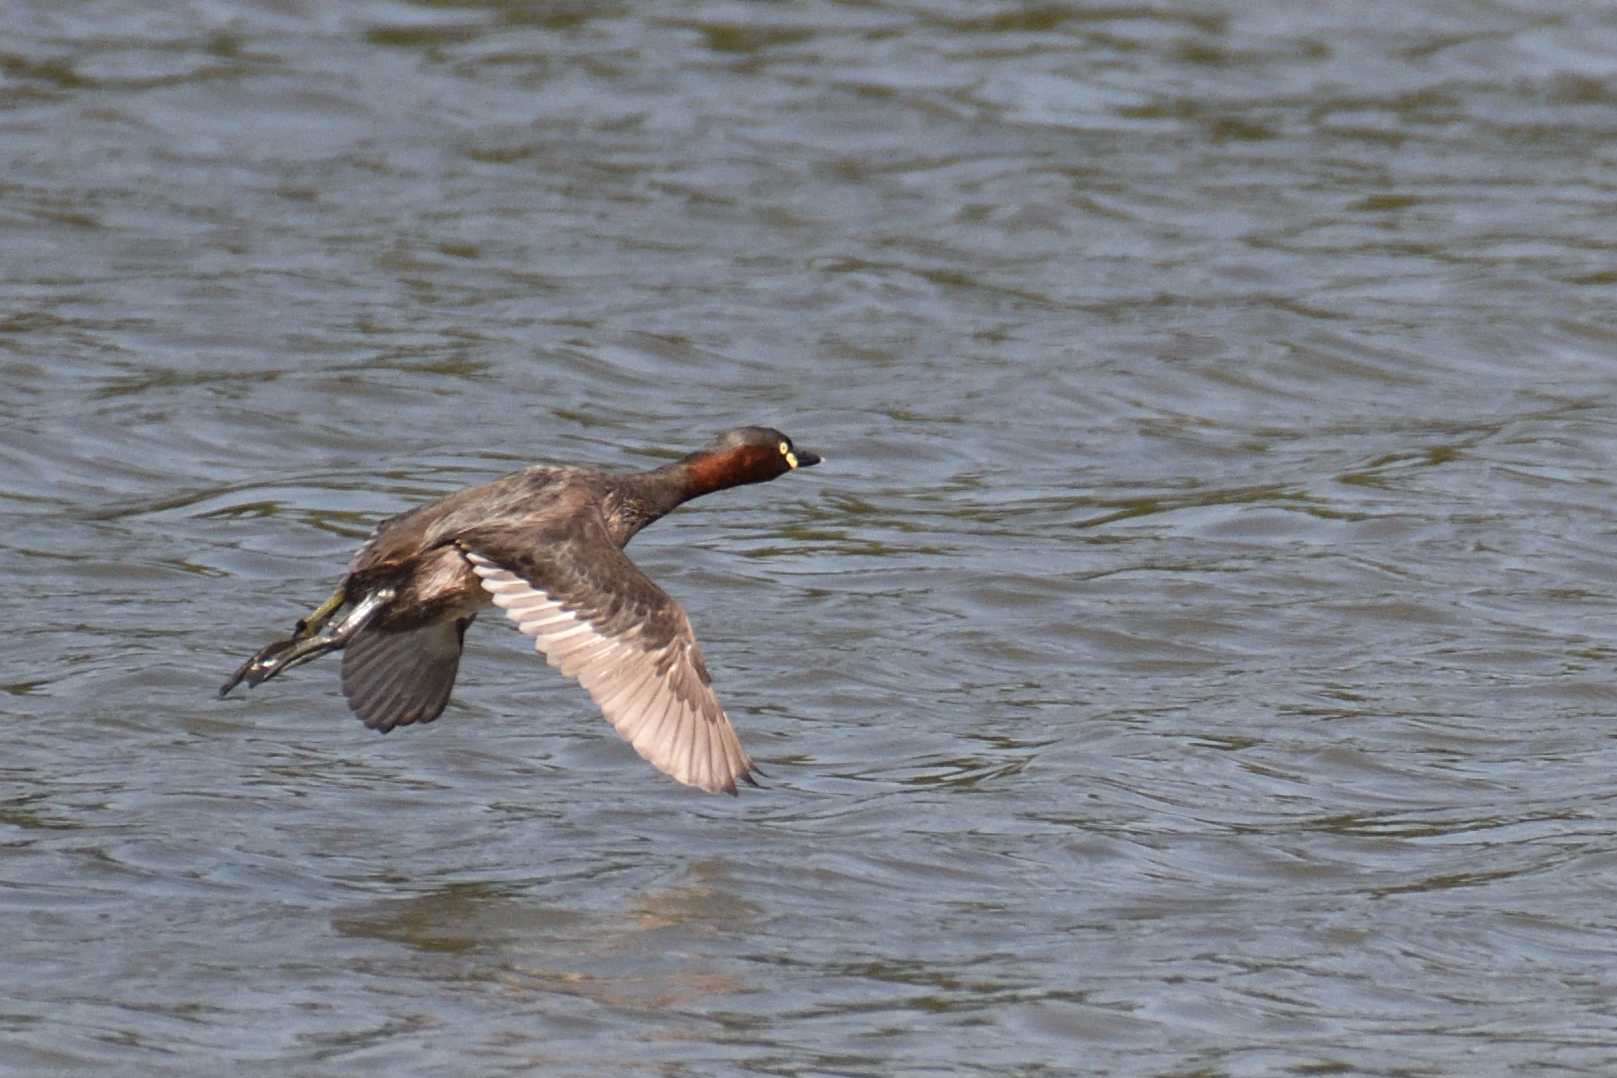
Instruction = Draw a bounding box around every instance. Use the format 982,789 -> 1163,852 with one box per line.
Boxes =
221,426 -> 821,794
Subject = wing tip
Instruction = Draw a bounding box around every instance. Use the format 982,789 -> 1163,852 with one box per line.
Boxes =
711,760 -> 765,796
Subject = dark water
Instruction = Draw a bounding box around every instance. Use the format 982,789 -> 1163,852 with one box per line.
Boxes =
8,2 -> 1617,1073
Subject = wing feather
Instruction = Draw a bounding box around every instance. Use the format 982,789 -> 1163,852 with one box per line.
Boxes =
340,617 -> 471,732
461,541 -> 759,794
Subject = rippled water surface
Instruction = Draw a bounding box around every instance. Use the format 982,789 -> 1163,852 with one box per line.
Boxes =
9,2 -> 1617,1074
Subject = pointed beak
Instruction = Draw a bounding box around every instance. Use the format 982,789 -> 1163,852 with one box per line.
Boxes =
793,448 -> 822,468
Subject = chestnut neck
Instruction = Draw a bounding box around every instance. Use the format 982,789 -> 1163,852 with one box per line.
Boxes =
604,447 -> 773,546
677,444 -> 777,498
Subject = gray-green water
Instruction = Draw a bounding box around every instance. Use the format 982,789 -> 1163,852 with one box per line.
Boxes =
8,2 -> 1617,1074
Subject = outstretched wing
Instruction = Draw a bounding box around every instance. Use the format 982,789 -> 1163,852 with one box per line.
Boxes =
458,520 -> 760,795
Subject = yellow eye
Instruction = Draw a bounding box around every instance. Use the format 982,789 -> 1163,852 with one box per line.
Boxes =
779,441 -> 798,468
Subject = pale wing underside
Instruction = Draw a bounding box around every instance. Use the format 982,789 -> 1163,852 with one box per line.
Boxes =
464,551 -> 758,794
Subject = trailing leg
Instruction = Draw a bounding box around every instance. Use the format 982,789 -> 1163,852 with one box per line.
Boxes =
220,588 -> 395,697
293,586 -> 347,640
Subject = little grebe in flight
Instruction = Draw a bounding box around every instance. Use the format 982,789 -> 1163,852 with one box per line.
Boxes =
220,426 -> 821,794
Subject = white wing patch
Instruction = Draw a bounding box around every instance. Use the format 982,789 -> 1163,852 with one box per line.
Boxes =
464,550 -> 757,794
